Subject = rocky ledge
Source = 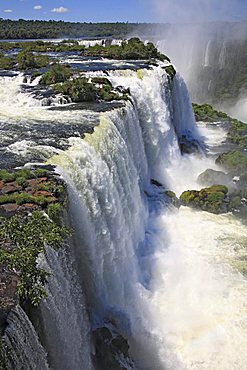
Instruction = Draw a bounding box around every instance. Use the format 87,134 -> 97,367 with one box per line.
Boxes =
0,166 -> 68,337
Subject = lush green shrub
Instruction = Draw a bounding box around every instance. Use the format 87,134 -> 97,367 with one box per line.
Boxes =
40,63 -> 72,85
0,54 -> 14,70
54,77 -> 97,102
0,211 -> 70,305
16,50 -> 37,69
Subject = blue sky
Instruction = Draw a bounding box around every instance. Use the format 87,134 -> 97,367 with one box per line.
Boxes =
0,0 -> 247,23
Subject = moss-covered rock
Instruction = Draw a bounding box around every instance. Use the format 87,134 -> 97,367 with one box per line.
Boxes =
192,103 -> 229,122
216,150 -> 247,174
163,65 -> 176,81
180,185 -> 228,214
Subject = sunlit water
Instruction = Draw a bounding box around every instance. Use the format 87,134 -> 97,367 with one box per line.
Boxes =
0,63 -> 246,370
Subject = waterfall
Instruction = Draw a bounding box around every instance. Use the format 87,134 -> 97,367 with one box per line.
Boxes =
1,305 -> 49,370
203,40 -> 213,67
1,64 -> 247,369
47,67 -> 199,369
38,246 -> 93,370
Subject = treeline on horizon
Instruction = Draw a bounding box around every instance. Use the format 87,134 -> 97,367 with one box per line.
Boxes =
0,19 -> 171,40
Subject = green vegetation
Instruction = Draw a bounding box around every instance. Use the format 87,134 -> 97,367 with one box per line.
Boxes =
180,185 -> 228,214
0,50 -> 51,70
192,103 -> 247,148
54,77 -> 97,102
0,168 -> 48,182
0,19 -> 168,40
192,103 -> 229,122
40,63 -> 72,85
0,211 -> 70,306
216,150 -> 247,174
163,65 -> 176,80
228,119 -> 247,147
82,38 -> 169,61
0,53 -> 14,70
0,193 -> 51,206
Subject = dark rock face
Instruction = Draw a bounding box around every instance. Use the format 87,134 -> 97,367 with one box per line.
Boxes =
93,324 -> 135,370
179,135 -> 202,155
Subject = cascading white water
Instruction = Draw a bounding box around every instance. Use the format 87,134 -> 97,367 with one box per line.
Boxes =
49,66 -> 247,370
1,64 -> 247,370
38,246 -> 93,370
2,305 -> 49,370
203,40 -> 213,67
0,74 -> 70,117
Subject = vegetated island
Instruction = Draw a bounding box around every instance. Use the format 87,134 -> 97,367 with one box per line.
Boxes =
0,38 -> 171,104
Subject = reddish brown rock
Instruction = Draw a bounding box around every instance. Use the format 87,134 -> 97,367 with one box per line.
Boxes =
27,177 -> 48,188
33,190 -> 53,197
0,204 -> 19,213
19,203 -> 39,210
1,182 -> 22,195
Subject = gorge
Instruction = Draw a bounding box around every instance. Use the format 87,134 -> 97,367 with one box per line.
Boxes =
0,40 -> 247,370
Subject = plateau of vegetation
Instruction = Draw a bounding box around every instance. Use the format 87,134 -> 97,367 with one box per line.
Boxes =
39,64 -> 130,102
0,168 -> 69,306
81,38 -> 169,61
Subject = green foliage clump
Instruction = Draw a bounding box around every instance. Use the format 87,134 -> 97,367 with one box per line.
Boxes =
16,51 -> 37,70
54,77 -> 97,102
228,119 -> 247,147
0,168 -> 48,183
83,38 -> 169,61
216,150 -> 247,174
0,211 -> 70,305
0,53 -> 14,70
192,103 -> 247,147
0,193 -> 50,206
180,185 -> 228,214
47,203 -> 63,224
163,65 -> 176,80
40,63 -> 72,85
192,103 -> 229,122
15,177 -> 28,188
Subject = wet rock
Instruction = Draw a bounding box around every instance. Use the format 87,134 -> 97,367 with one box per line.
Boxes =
93,324 -> 135,370
197,169 -> 232,187
165,190 -> 180,207
151,179 -> 164,187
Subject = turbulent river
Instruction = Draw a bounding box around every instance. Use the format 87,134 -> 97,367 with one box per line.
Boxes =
0,57 -> 247,370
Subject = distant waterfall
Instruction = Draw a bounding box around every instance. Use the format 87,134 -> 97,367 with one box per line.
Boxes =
1,306 -> 49,370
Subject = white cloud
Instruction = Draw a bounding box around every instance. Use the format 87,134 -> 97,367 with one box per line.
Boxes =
51,6 -> 69,13
34,5 -> 42,10
4,9 -> 13,13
